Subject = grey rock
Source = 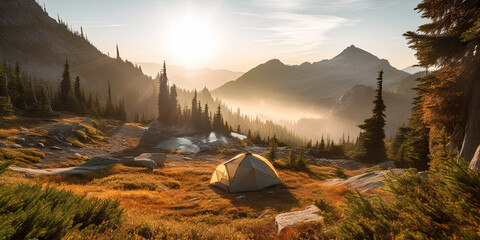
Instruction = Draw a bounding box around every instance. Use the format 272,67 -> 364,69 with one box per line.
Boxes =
33,164 -> 42,168
183,157 -> 193,160
82,156 -> 122,167
417,171 -> 428,179
0,141 -> 7,148
49,123 -> 73,135
188,197 -> 200,202
327,169 -> 405,191
134,153 -> 167,167
275,205 -> 322,233
35,142 -> 45,148
469,145 -> 480,171
51,135 -> 63,143
50,146 -> 62,150
122,156 -> 135,164
154,137 -> 200,153
63,142 -> 72,147
134,159 -> 158,169
156,186 -> 167,191
376,161 -> 396,168
10,144 -> 22,148
80,118 -> 93,125
15,138 -> 26,144
235,195 -> 246,200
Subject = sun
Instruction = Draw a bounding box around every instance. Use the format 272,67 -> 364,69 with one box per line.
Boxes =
168,15 -> 215,66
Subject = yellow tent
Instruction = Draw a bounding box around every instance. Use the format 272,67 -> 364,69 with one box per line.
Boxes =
210,153 -> 282,192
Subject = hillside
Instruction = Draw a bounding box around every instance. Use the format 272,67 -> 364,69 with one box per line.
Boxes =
0,0 -> 157,118
212,45 -> 410,108
137,63 -> 243,90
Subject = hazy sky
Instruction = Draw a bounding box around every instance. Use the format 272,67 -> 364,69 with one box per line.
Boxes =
40,0 -> 426,72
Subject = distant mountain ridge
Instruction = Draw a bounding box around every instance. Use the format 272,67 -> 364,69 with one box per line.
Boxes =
136,63 -> 243,90
213,45 -> 410,106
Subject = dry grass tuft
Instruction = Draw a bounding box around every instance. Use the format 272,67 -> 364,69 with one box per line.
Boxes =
0,147 -> 45,165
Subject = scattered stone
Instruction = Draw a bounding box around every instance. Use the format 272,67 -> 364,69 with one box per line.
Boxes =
10,144 -> 22,148
417,171 -> 428,179
81,118 -> 93,125
189,197 -> 200,202
0,141 -> 7,148
134,153 -> 167,167
82,156 -> 122,167
63,142 -> 73,147
19,127 -> 28,132
33,164 -> 42,168
183,157 -> 193,161
376,161 -> 396,168
327,169 -> 405,191
35,142 -> 44,148
235,195 -> 246,200
73,153 -> 82,157
157,186 -> 167,191
253,214 -> 259,218
15,138 -> 26,144
275,205 -> 322,233
50,146 -> 62,150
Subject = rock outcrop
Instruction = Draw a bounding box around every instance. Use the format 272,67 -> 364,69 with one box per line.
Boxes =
327,169 -> 405,191
275,205 -> 322,233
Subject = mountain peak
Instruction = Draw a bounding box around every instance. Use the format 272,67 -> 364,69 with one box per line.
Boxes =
264,58 -> 284,66
332,45 -> 379,62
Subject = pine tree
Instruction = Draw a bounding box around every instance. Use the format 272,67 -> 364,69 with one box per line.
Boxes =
191,90 -> 201,128
319,135 -> 326,151
60,60 -> 71,107
354,70 -> 387,163
116,44 -> 120,60
288,148 -> 296,168
202,103 -> 211,132
12,63 -> 25,108
236,125 -> 241,133
169,84 -> 178,125
213,105 -> 224,131
266,138 -> 278,163
157,62 -> 170,124
404,0 -> 480,163
105,81 -> 115,117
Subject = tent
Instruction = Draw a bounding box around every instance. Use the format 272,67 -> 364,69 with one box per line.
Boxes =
210,153 -> 282,192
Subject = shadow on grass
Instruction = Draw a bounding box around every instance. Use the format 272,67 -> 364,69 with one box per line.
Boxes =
209,183 -> 300,212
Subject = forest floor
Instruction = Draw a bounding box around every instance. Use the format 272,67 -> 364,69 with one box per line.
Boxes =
0,115 -> 387,239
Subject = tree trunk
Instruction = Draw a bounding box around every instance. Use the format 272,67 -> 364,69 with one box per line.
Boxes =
459,79 -> 480,162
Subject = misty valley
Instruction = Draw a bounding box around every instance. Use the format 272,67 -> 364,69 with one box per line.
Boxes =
0,0 -> 479,239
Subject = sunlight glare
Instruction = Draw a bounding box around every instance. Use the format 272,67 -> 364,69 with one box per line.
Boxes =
168,15 -> 215,66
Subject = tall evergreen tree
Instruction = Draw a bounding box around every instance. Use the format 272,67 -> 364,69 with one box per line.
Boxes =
157,62 -> 170,124
169,84 -> 178,125
213,105 -> 224,131
353,70 -> 387,163
404,0 -> 480,163
105,81 -> 115,117
60,60 -> 71,106
202,103 -> 211,132
12,63 -> 25,108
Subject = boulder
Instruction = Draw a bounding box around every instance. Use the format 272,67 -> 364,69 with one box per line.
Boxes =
122,156 -> 135,164
327,169 -> 405,191
49,123 -> 73,135
134,153 -> 167,167
0,141 -> 7,148
33,163 -> 42,168
275,205 -> 322,233
15,138 -> 26,144
82,156 -> 123,167
469,145 -> 480,171
376,161 -> 396,168
133,159 -> 158,169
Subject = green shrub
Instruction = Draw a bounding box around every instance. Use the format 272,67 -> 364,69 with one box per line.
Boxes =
0,183 -> 124,240
333,158 -> 480,239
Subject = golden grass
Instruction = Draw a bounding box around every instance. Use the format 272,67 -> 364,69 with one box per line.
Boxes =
0,153 -> 356,239
0,147 -> 45,165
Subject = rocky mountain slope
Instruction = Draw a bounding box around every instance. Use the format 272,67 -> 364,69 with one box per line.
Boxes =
0,0 -> 157,118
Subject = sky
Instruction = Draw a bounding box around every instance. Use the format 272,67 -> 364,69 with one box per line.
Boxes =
39,0 -> 426,72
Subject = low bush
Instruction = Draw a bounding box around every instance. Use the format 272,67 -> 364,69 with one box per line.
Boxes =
332,158 -> 480,239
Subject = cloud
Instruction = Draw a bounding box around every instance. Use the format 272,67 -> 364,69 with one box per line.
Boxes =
247,12 -> 359,55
